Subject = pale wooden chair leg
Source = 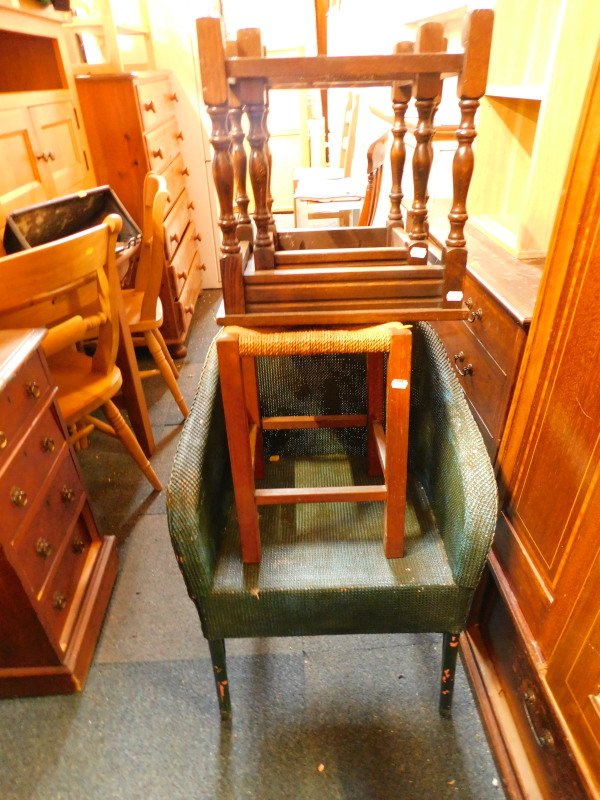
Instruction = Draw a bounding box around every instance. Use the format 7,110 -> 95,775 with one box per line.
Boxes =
144,330 -> 189,418
216,331 -> 261,563
153,327 -> 180,379
102,399 -> 162,491
383,328 -> 412,558
241,355 -> 265,480
367,352 -> 385,476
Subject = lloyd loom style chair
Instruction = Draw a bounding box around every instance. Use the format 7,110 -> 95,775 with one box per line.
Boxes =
167,323 -> 498,719
0,215 -> 162,491
196,10 -> 494,327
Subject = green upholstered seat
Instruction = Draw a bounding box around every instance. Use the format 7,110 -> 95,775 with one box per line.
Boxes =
166,323 -> 497,719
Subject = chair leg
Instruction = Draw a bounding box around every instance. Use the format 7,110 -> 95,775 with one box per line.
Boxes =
366,352 -> 385,476
153,327 -> 180,379
102,399 -> 163,491
144,330 -> 189,419
208,639 -> 232,721
241,355 -> 265,480
439,632 -> 460,716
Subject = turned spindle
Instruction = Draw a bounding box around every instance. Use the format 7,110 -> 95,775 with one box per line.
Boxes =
226,40 -> 252,242
387,41 -> 414,231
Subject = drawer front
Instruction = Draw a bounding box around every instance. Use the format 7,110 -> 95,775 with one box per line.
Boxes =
0,350 -> 52,469
145,118 -> 181,172
462,272 -> 526,373
434,320 -> 511,440
137,77 -> 177,132
168,224 -> 202,297
0,406 -> 65,545
162,153 -> 189,216
173,255 -> 204,338
41,516 -> 94,649
15,449 -> 84,596
164,189 -> 191,261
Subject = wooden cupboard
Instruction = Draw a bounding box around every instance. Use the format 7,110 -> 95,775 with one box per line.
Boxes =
462,53 -> 600,800
75,70 -> 205,356
0,329 -> 117,697
0,6 -> 95,247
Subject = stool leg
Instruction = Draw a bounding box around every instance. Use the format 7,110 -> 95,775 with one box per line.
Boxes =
208,639 -> 232,721
384,328 -> 412,558
241,355 -> 265,480
439,633 -> 460,716
367,352 -> 385,476
217,331 -> 261,563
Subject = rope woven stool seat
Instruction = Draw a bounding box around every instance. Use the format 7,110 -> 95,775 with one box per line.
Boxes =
216,322 -> 413,563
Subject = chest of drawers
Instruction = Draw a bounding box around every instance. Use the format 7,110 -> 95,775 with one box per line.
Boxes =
75,71 -> 205,357
0,329 -> 117,697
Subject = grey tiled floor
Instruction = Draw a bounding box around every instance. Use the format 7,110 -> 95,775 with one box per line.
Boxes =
0,291 -> 507,799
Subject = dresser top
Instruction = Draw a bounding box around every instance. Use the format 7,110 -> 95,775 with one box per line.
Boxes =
0,329 -> 46,393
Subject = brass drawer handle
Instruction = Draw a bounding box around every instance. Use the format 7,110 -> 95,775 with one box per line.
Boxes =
144,100 -> 156,113
170,233 -> 180,244
169,92 -> 179,103
61,486 -> 75,503
453,352 -> 473,377
522,690 -> 555,749
193,233 -> 202,243
187,201 -> 195,210
72,538 -> 86,554
181,166 -> 190,176
464,297 -> 483,323
53,591 -> 68,611
10,487 -> 28,507
25,380 -> 41,399
176,130 -> 184,141
177,270 -> 188,281
48,151 -> 56,161
151,148 -> 164,159
41,435 -> 55,453
0,431 -> 7,450
185,305 -> 194,316
36,151 -> 49,162
36,538 -> 52,557
200,263 -> 207,271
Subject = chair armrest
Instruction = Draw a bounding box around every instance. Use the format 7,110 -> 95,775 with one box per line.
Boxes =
167,339 -> 232,600
409,323 -> 498,589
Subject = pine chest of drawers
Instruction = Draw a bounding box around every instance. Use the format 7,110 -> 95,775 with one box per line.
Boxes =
75,71 -> 205,357
0,329 -> 117,697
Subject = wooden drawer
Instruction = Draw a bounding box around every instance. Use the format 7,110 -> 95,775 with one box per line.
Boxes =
168,224 -> 202,297
137,76 -> 177,132
15,448 -> 84,596
173,256 -> 204,338
162,153 -> 189,216
41,515 -> 94,649
164,188 -> 191,261
0,349 -> 52,468
462,271 -> 527,373
434,319 -> 512,440
0,409 -> 66,547
145,118 -> 181,173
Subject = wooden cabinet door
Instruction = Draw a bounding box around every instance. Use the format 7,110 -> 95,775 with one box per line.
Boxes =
0,107 -> 49,213
29,101 -> 89,196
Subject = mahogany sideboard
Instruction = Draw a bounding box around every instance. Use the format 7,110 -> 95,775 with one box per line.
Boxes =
0,329 -> 117,697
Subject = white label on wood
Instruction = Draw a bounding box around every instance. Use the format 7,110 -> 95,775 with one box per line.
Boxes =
391,379 -> 408,390
446,291 -> 463,302
411,246 -> 427,258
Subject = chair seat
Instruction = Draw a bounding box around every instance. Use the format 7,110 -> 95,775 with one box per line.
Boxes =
47,348 -> 123,424
202,455 -> 471,640
121,288 -> 163,333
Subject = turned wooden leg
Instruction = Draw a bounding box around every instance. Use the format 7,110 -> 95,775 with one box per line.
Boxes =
439,632 -> 460,716
102,399 -> 162,491
145,330 -> 189,419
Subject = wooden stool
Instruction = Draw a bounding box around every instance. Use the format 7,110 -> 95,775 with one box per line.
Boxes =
216,323 -> 412,563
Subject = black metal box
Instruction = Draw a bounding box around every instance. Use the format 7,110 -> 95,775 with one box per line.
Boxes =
3,186 -> 141,255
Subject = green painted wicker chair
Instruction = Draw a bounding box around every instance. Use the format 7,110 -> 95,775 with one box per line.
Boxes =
166,322 -> 497,720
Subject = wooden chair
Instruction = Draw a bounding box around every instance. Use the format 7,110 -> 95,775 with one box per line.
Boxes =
196,10 -> 494,327
293,91 -> 362,227
121,172 -> 189,419
0,215 -> 162,491
216,322 -> 412,563
167,323 -> 498,719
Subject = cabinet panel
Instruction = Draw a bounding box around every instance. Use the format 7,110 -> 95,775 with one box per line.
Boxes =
29,101 -> 88,195
0,107 -> 48,212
